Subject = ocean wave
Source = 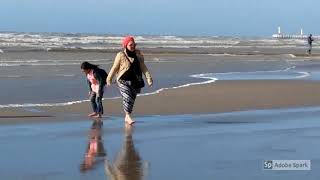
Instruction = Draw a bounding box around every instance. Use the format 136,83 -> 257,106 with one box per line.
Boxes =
0,32 -> 242,51
208,53 -> 259,57
0,79 -> 217,108
0,62 -> 112,67
140,77 -> 217,97
45,47 -> 121,52
0,59 -> 112,67
0,59 -> 110,63
54,74 -> 76,77
0,96 -> 121,108
1,32 -> 316,53
0,74 -> 75,78
2,31 -> 314,52
0,75 -> 29,78
0,100 -> 89,108
248,38 -> 307,45
193,67 -> 310,81
285,54 -> 297,58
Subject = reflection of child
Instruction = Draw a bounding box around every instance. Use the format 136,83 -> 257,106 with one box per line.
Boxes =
80,121 -> 106,172
82,138 -> 97,170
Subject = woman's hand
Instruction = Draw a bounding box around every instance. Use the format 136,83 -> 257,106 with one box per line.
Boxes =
147,79 -> 153,87
106,80 -> 112,87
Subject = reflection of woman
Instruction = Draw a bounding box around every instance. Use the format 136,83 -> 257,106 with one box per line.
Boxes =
80,120 -> 106,172
105,125 -> 146,180
107,36 -> 153,125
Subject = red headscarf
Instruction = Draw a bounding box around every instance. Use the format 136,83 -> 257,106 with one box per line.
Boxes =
122,36 -> 135,48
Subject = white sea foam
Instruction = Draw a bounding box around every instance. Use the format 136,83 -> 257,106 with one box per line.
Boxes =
0,59 -> 109,63
0,59 -> 111,67
295,72 -> 310,79
0,62 -> 111,67
3,31 -> 317,51
0,32 -> 242,50
286,54 -> 297,58
0,96 -> 122,108
1,32 -> 318,52
55,74 -> 76,77
0,100 -> 89,108
0,74 -> 218,108
193,67 -> 310,81
139,77 -> 218,97
0,75 -> 28,78
208,53 -> 258,57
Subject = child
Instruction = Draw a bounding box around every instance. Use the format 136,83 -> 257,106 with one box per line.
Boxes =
81,61 -> 108,118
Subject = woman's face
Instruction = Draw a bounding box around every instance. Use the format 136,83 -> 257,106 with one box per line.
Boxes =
126,41 -> 136,52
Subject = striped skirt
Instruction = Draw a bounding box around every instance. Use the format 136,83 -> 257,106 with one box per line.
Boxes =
118,80 -> 139,113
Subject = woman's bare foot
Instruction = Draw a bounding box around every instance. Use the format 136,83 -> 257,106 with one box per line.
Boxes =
92,114 -> 102,118
88,112 -> 97,117
125,115 -> 135,125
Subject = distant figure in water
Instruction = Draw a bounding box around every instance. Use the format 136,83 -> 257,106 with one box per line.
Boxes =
107,36 -> 153,125
81,61 -> 108,118
307,34 -> 314,55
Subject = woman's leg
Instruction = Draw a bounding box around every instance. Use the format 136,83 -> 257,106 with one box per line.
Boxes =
118,80 -> 137,125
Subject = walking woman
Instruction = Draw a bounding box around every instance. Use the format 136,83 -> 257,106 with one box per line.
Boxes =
107,36 -> 153,125
81,61 -> 108,118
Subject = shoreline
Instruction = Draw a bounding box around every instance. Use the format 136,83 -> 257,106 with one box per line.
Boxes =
3,46 -> 320,58
2,79 -> 320,124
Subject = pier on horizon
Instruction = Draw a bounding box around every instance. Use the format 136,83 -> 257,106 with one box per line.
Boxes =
272,27 -> 320,39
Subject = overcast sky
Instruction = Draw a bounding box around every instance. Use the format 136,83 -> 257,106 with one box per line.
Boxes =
0,0 -> 319,36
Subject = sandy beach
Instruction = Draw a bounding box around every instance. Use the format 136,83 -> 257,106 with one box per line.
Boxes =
1,79 -> 320,124
2,49 -> 320,124
46,79 -> 320,115
1,33 -> 320,179
2,0 -> 320,177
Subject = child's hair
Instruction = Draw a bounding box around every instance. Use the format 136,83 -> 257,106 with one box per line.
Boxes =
81,61 -> 99,70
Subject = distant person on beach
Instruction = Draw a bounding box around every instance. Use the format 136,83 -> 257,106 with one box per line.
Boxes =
307,34 -> 314,55
81,61 -> 108,118
107,36 -> 153,125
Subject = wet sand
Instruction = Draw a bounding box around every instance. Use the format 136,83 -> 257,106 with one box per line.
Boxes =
2,79 -> 320,124
46,79 -> 320,116
1,108 -> 319,180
